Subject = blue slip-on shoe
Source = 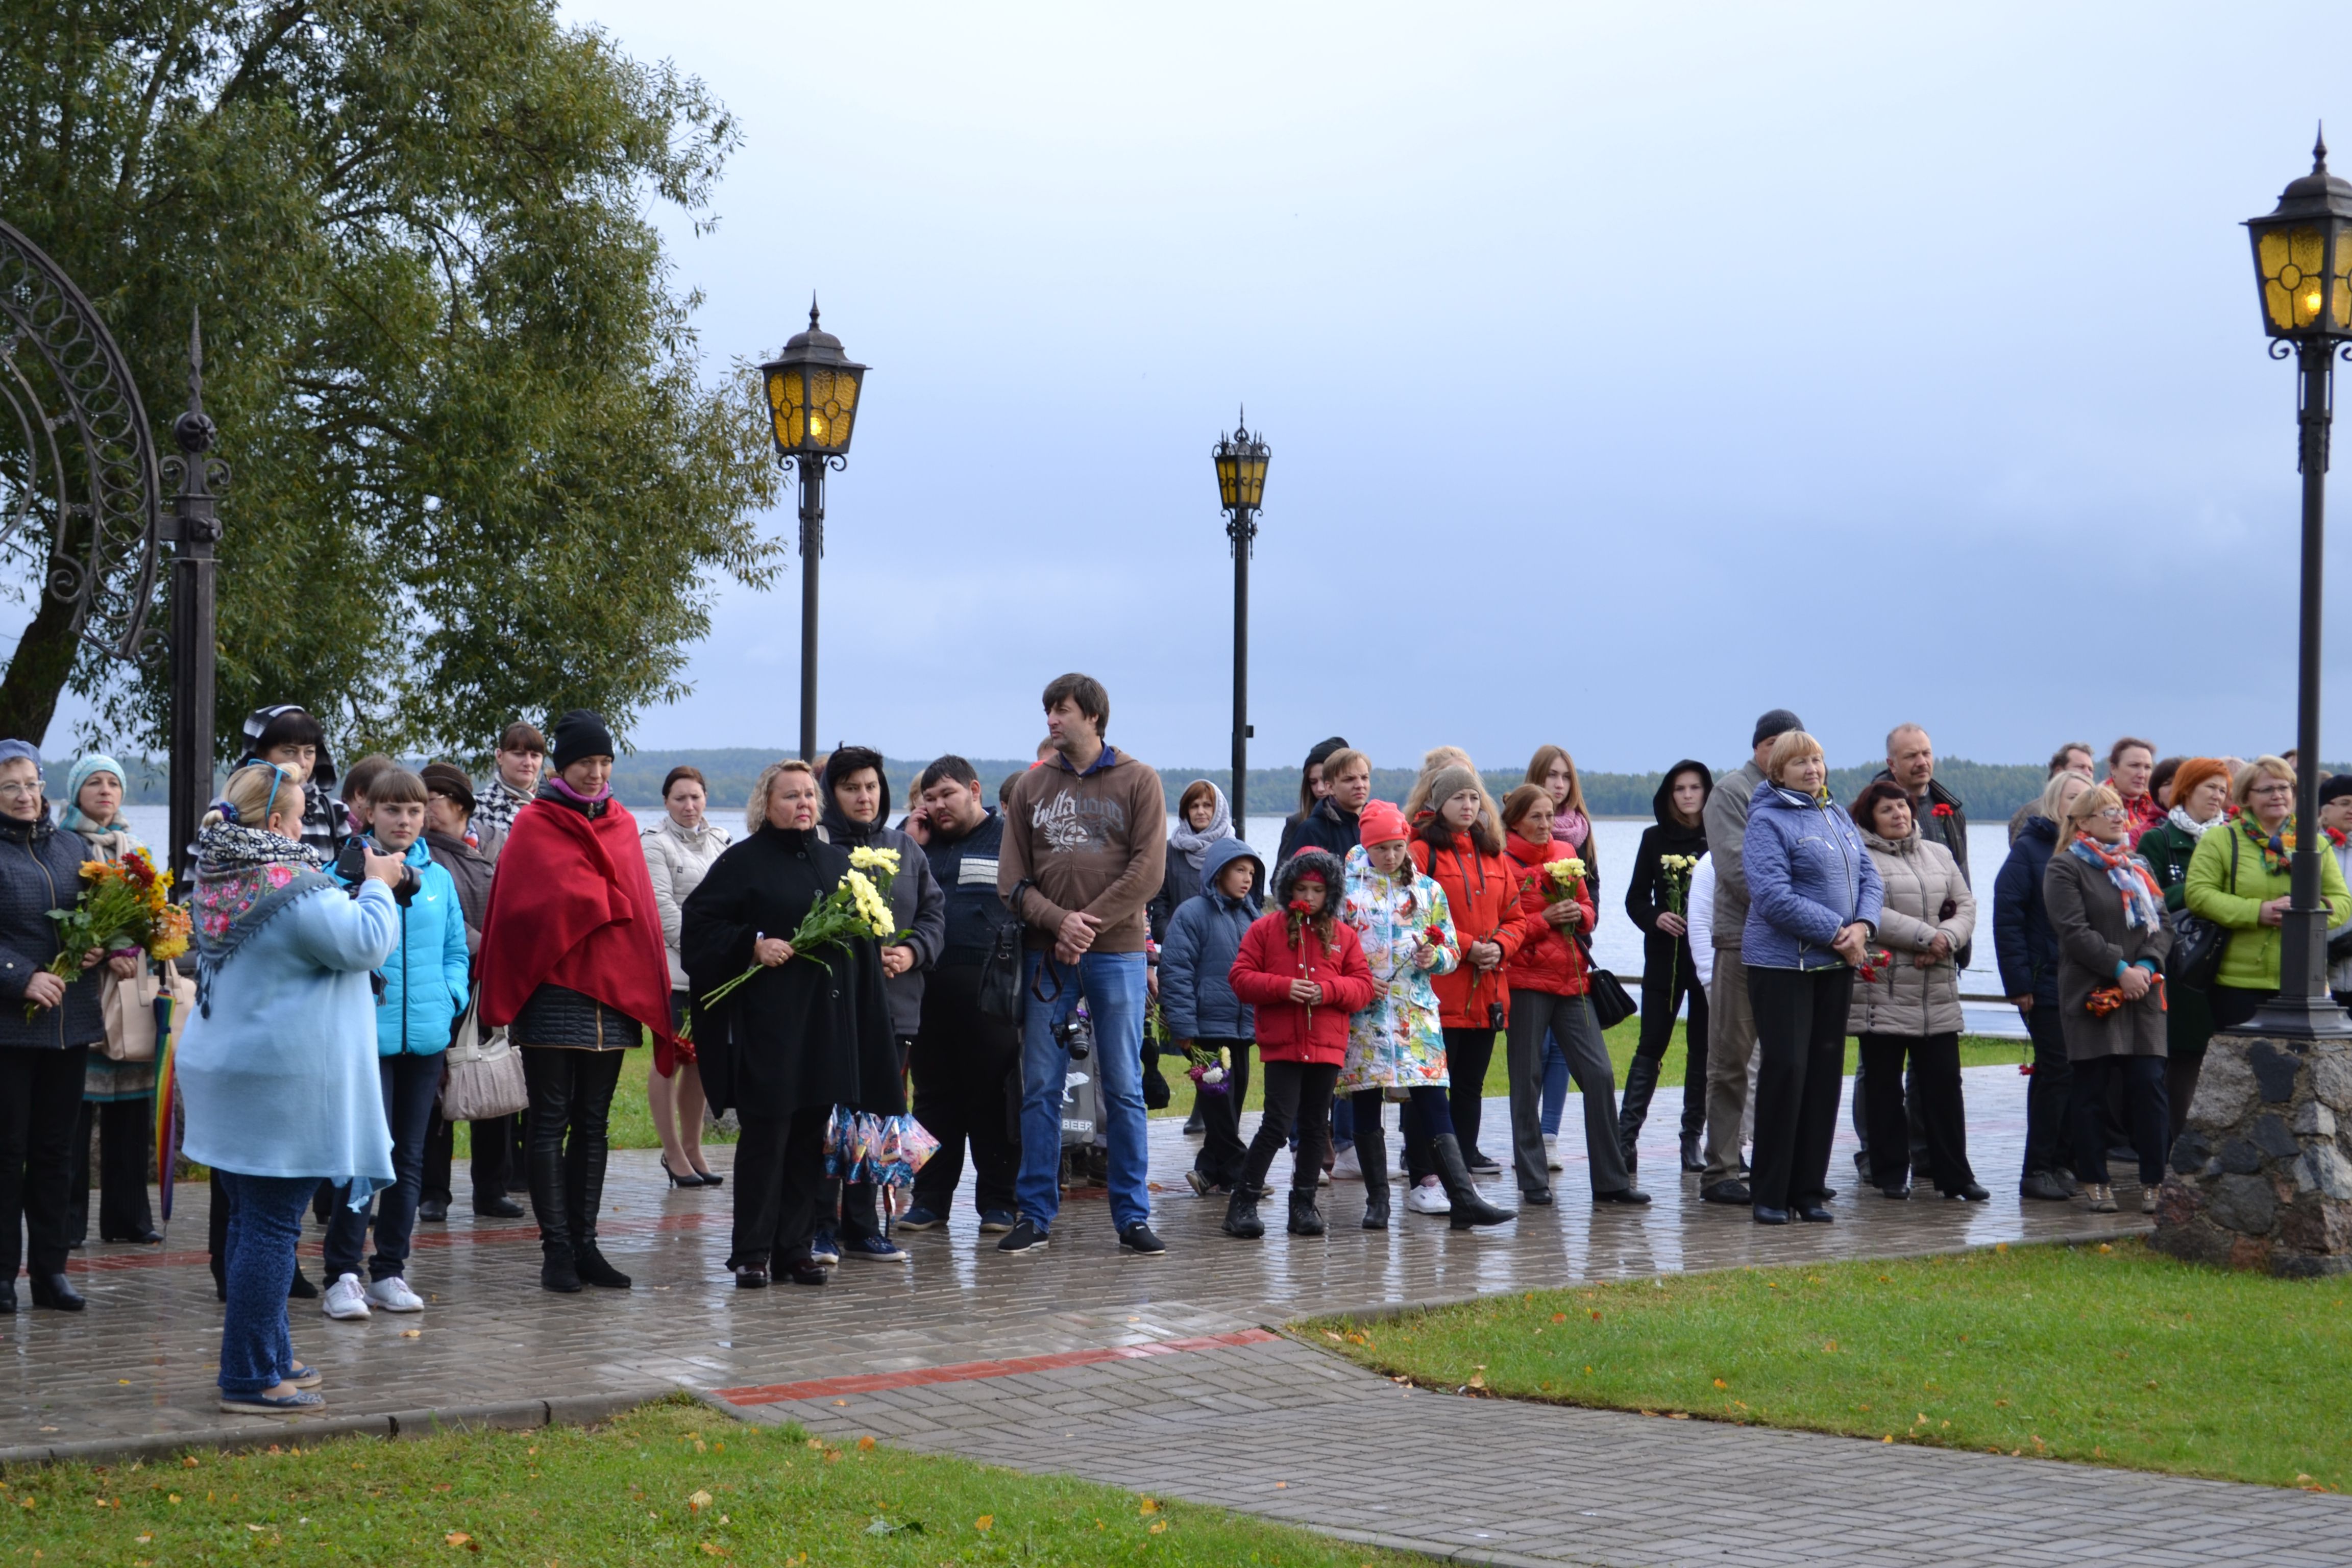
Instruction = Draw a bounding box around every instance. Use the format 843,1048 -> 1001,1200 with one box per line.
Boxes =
841,1234 -> 910,1263
977,1210 -> 1018,1233
894,1207 -> 946,1232
808,1228 -> 841,1265
995,1218 -> 1048,1254
284,1363 -> 324,1389
218,1388 -> 326,1415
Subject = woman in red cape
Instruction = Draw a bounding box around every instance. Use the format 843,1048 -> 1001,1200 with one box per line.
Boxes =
479,710 -> 674,1295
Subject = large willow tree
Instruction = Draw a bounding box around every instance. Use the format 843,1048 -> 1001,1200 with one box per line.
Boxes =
0,0 -> 781,761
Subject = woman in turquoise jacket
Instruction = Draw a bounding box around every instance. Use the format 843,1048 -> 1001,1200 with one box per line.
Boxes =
320,768 -> 470,1321
180,763 -> 406,1415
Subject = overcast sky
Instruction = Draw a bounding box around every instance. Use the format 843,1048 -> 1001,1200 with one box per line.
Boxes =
164,5 -> 2352,772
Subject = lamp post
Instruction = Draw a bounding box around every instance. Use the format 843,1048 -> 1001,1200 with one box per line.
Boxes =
758,301 -> 868,762
1212,411 -> 1269,834
164,315 -> 226,882
2240,132 -> 2352,1038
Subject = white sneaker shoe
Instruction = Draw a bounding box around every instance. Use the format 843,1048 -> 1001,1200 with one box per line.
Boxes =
1404,1178 -> 1452,1215
365,1276 -> 425,1313
1543,1135 -> 1563,1171
321,1272 -> 371,1320
1331,1146 -> 1362,1182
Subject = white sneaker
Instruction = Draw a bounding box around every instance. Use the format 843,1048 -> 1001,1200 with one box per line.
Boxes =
321,1272 -> 371,1320
1544,1135 -> 1563,1171
1404,1179 -> 1451,1215
1331,1146 -> 1362,1182
365,1276 -> 425,1313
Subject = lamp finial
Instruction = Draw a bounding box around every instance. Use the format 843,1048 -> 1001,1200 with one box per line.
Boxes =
2317,123 -> 2330,174
809,292 -> 820,332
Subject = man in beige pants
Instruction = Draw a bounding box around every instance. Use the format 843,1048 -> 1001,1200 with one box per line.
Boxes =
1700,708 -> 1804,1206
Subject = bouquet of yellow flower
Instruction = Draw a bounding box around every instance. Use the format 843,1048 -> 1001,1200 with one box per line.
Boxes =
1654,852 -> 1701,997
32,849 -> 191,1020
1543,857 -> 1587,902
682,847 -> 902,1041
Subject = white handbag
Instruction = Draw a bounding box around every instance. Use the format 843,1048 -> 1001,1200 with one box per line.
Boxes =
100,964 -> 197,1064
437,985 -> 528,1122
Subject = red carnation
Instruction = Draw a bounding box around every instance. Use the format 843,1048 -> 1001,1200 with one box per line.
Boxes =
1931,803 -> 1953,818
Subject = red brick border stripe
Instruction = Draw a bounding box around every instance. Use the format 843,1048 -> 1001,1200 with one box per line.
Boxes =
712,1328 -> 1280,1407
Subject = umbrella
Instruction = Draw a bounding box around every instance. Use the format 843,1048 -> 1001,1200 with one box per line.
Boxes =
153,988 -> 180,1222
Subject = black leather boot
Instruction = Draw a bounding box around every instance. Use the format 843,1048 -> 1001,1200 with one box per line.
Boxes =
1356,1123 -> 1390,1231
1615,1055 -> 1660,1172
29,1273 -> 84,1312
572,1241 -> 631,1289
1287,1191 -> 1326,1236
541,1240 -> 582,1293
1222,1181 -> 1264,1239
1679,1130 -> 1705,1173
1431,1133 -> 1515,1230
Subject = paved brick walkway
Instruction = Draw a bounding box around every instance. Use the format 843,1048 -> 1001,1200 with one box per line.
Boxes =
8,1066 -> 2335,1565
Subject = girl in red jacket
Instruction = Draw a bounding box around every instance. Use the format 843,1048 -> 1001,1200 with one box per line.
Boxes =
1502,786 -> 1647,1209
1223,849 -> 1376,1239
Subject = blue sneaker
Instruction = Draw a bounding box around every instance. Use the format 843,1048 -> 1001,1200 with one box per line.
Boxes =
977,1210 -> 1018,1234
809,1228 -> 841,1265
894,1207 -> 946,1232
841,1234 -> 909,1263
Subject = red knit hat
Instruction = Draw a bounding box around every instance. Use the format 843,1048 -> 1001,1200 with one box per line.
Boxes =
1358,799 -> 1409,847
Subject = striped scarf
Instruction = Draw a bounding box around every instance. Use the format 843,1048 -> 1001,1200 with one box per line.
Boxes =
2067,833 -> 2163,930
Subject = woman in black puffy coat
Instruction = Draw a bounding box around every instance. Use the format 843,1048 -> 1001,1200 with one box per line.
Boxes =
1619,762 -> 1712,1174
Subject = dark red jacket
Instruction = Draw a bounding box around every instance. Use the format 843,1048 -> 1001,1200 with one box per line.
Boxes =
1411,830 -> 1533,1030
1503,832 -> 1595,997
1229,911 -> 1376,1064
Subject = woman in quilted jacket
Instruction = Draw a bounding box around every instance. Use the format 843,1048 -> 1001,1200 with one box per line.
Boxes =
1222,850 -> 1374,1239
1502,786 -> 1644,1209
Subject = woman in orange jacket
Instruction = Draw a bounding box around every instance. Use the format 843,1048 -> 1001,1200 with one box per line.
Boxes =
1409,765 -> 1534,1182
1502,787 -> 1647,1208
1223,851 -> 1376,1239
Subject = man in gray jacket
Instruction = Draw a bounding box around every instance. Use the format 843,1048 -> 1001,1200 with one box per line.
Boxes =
820,746 -> 946,1263
1700,707 -> 1804,1204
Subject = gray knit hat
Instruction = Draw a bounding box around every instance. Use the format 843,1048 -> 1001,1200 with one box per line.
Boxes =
1426,765 -> 1480,813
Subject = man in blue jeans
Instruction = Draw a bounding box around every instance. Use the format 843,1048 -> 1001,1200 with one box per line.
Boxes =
997,673 -> 1168,1256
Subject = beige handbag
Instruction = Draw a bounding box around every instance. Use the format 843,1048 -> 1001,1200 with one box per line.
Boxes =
99,964 -> 197,1064
438,984 -> 529,1122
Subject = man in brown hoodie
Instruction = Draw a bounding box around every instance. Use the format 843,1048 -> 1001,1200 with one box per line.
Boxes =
996,674 -> 1167,1257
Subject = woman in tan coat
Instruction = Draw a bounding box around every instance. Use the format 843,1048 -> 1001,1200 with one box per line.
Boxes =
1848,780 -> 1983,1202
2045,784 -> 2173,1215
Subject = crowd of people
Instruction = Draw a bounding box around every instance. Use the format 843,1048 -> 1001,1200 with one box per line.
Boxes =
0,682 -> 2340,1415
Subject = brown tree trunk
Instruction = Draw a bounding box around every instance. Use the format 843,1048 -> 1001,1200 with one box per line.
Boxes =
0,584 -> 85,747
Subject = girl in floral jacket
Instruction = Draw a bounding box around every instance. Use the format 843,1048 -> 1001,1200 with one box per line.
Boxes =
1337,802 -> 1512,1231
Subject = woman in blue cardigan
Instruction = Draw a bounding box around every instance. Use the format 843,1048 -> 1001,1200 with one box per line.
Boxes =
1742,731 -> 1884,1227
178,764 -> 407,1415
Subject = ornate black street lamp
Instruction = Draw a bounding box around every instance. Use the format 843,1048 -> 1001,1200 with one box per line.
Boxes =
2239,132 -> 2352,1038
759,301 -> 867,762
1212,411 -> 1269,832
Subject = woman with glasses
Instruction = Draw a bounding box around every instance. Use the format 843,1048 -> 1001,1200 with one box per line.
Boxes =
2045,785 -> 2175,1214
0,742 -> 125,1312
2186,755 -> 2352,1033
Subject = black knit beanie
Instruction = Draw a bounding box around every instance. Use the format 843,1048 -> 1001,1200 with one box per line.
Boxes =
1304,736 -> 1349,769
551,709 -> 615,771
1751,709 -> 1804,749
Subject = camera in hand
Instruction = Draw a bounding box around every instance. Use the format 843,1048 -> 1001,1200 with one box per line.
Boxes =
336,837 -> 419,904
1054,1013 -> 1092,1061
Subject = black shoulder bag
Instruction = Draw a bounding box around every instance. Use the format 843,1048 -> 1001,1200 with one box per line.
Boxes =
2168,828 -> 2237,992
1575,929 -> 1639,1030
977,877 -> 1036,1026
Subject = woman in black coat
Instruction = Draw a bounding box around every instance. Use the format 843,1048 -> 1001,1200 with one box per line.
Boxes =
1618,761 -> 1712,1174
0,742 -> 116,1312
683,759 -> 901,1288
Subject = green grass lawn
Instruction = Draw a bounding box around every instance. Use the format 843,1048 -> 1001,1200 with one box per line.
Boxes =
14,1397 -> 1416,1566
1303,1239 -> 2352,1492
1153,1024 -> 2026,1119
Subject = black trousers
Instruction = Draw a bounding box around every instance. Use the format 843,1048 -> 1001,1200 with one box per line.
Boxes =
69,1096 -> 155,1243
1188,1038 -> 1253,1189
908,966 -> 1023,1218
730,1104 -> 830,1269
422,1110 -> 516,1209
2020,1003 -> 2075,1180
1745,968 -> 1850,1211
1857,1031 -> 1976,1193
1637,932 -> 1711,1135
2071,1055 -> 2169,1186
1443,1027 -> 1499,1160
1242,1061 -> 1340,1194
519,1046 -> 624,1248
0,1046 -> 88,1279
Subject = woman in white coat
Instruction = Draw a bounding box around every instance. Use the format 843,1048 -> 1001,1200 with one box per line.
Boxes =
643,766 -> 730,1187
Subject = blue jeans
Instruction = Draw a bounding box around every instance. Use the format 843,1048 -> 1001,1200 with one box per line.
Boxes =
216,1172 -> 318,1395
1017,950 -> 1149,1233
1539,1034 -> 1570,1136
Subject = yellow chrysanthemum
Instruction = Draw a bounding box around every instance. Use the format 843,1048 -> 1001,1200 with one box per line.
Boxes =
848,845 -> 901,874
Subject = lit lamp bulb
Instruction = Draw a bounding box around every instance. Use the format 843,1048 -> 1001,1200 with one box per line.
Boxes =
2308,288 -> 2325,316
808,413 -> 828,442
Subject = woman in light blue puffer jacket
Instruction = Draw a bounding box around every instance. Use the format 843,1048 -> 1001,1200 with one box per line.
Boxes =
1741,731 -> 1883,1228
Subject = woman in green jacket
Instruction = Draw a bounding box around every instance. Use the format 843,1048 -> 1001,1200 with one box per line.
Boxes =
2184,755 -> 2352,1033
2137,757 -> 2233,1138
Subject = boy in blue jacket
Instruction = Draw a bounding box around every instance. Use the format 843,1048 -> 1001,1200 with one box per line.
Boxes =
1160,837 -> 1264,1196
322,768 -> 471,1320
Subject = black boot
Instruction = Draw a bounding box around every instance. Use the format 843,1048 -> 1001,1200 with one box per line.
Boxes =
1679,1130 -> 1705,1173
541,1240 -> 582,1293
1287,1191 -> 1326,1236
29,1273 -> 84,1312
1222,1181 -> 1264,1239
1616,1055 -> 1661,1172
287,1266 -> 318,1300
1357,1124 -> 1390,1231
1431,1134 -> 1515,1230
572,1241 -> 632,1289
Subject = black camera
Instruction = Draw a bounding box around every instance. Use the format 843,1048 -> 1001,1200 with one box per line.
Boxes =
1487,1001 -> 1506,1031
335,838 -> 418,905
1054,1013 -> 1092,1062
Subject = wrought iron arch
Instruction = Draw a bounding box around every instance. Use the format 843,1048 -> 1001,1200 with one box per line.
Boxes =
0,216 -> 163,660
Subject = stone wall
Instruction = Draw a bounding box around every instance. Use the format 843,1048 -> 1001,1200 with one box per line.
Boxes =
2153,1034 -> 2352,1277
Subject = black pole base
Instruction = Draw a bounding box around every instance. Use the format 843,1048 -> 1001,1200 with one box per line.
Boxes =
2234,990 -> 2352,1040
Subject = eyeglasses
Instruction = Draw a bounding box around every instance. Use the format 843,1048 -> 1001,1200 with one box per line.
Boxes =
0,781 -> 40,799
2251,782 -> 2295,796
2096,807 -> 2129,821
